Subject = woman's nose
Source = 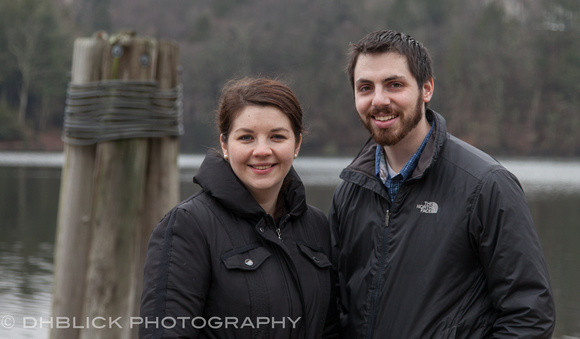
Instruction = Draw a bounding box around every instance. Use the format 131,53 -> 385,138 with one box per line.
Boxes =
253,139 -> 272,156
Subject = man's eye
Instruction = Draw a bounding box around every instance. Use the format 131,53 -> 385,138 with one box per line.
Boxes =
359,85 -> 371,92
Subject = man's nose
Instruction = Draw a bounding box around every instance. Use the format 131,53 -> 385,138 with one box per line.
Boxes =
372,89 -> 391,107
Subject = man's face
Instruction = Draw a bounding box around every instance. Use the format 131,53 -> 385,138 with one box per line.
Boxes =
353,52 -> 432,146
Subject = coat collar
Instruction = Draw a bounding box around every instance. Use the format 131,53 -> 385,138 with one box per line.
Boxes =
344,109 -> 447,179
193,149 -> 307,221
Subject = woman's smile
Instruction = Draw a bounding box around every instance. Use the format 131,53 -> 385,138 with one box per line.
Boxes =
221,105 -> 301,204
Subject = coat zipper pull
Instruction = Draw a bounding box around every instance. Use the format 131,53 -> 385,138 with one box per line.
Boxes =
276,214 -> 291,240
384,210 -> 391,227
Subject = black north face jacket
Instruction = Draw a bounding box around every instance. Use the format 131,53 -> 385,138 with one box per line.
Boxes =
329,110 -> 555,338
140,150 -> 338,338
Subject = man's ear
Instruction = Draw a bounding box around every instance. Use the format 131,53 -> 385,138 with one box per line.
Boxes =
422,78 -> 434,103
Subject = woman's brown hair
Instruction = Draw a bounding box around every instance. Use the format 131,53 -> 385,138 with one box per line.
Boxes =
216,77 -> 303,144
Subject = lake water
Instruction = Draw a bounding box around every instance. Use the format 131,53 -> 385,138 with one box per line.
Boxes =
1,152 -> 579,338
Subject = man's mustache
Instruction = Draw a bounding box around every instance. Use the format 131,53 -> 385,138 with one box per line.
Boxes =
370,105 -> 397,115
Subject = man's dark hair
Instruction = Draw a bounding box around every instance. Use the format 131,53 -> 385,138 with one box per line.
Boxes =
346,30 -> 434,90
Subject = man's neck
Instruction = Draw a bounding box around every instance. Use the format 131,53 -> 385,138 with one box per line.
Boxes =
384,117 -> 431,173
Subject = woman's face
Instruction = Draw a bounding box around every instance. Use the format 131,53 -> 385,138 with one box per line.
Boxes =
221,105 -> 301,202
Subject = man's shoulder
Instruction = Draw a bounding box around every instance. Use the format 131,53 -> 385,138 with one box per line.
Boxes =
438,134 -> 508,181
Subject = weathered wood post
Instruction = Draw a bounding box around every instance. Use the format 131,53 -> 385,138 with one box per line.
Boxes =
80,34 -> 156,339
51,36 -> 104,339
135,39 -> 181,319
51,32 -> 182,339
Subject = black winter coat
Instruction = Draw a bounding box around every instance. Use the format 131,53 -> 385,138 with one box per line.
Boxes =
140,150 -> 338,338
329,110 -> 555,338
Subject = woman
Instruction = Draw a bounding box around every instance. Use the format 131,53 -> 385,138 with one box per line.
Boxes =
139,77 -> 338,338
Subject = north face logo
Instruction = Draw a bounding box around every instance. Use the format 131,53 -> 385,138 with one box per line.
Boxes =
417,201 -> 439,214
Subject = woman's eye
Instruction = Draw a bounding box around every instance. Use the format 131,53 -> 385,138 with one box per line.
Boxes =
238,135 -> 253,141
272,134 -> 287,140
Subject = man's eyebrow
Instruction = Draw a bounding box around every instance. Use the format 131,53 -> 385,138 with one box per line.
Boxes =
355,75 -> 407,85
383,75 -> 406,82
354,78 -> 372,85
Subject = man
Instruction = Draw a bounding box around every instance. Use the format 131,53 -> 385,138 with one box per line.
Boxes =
329,29 -> 555,338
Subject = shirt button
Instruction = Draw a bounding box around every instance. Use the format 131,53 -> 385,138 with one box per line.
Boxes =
244,259 -> 254,266
259,227 -> 265,233
313,257 -> 320,264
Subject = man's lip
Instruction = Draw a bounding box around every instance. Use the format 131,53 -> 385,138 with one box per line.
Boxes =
372,114 -> 398,122
372,115 -> 398,128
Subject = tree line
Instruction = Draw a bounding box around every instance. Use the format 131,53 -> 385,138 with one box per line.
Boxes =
1,0 -> 579,157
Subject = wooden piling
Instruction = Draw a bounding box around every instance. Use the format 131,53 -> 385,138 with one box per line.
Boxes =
136,39 -> 181,320
51,33 -> 181,339
50,37 -> 104,339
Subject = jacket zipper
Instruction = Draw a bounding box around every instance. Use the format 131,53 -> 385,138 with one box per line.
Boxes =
268,214 -> 305,336
367,209 -> 391,339
276,214 -> 290,240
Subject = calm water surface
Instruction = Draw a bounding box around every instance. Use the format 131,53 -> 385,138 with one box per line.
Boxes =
1,152 -> 579,338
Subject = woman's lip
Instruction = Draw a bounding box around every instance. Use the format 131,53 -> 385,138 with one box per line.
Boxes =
249,164 -> 276,171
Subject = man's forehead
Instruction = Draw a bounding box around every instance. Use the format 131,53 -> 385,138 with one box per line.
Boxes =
354,53 -> 412,80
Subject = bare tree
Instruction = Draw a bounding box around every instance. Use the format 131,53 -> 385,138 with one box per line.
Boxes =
6,20 -> 42,128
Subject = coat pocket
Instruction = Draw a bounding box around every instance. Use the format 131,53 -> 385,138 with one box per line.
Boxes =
221,245 -> 271,270
297,243 -> 332,268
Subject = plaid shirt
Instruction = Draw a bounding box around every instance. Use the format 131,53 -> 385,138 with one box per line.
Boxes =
375,125 -> 433,202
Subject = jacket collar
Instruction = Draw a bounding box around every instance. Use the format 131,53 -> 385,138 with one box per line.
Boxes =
343,109 -> 447,180
193,149 -> 307,221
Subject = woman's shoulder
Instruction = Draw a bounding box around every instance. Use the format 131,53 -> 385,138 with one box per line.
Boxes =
161,190 -> 227,227
175,190 -> 211,210
300,204 -> 330,232
149,190 -> 235,246
295,204 -> 332,252
305,204 -> 327,220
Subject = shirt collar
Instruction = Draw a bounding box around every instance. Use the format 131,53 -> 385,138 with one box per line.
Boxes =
375,123 -> 433,185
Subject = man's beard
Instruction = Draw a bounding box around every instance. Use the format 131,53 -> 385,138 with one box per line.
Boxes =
360,95 -> 424,146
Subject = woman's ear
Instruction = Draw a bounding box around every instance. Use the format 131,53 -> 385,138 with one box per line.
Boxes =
294,133 -> 302,158
220,134 -> 228,157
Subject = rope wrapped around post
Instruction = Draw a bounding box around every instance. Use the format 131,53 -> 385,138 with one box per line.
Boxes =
62,79 -> 183,145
